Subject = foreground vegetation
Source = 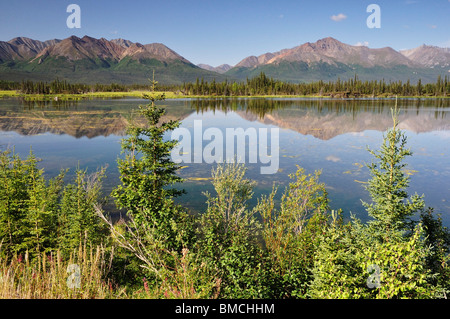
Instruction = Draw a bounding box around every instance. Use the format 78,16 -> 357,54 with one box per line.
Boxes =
0,73 -> 449,100
1,89 -> 449,299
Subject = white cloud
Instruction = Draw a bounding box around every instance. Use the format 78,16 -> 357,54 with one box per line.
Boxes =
326,155 -> 341,162
330,13 -> 347,22
355,41 -> 369,47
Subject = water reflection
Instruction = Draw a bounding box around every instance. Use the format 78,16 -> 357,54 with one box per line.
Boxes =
1,97 -> 448,139
1,97 -> 449,225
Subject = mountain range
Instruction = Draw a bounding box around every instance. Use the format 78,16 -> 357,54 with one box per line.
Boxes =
0,35 -> 225,84
197,63 -> 232,74
0,35 -> 448,85
2,99 -> 449,140
225,37 -> 450,83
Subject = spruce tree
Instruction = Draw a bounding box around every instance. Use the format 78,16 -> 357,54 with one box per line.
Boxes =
58,168 -> 108,254
0,149 -> 64,258
111,89 -> 186,250
362,100 -> 424,237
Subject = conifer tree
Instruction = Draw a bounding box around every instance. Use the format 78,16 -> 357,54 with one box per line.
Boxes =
110,87 -> 187,251
362,100 -> 424,237
0,149 -> 64,258
58,168 -> 108,254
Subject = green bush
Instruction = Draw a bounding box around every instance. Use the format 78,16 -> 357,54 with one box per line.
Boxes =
194,163 -> 272,298
257,166 -> 329,298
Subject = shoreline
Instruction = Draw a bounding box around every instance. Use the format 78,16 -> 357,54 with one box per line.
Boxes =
0,90 -> 449,101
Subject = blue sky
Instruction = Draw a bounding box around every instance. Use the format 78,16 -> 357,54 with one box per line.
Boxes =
0,0 -> 448,66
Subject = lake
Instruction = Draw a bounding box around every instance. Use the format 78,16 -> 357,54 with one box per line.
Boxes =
1,97 -> 449,226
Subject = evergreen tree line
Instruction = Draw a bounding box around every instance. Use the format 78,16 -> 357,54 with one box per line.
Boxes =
1,73 -> 449,97
0,79 -> 129,94
0,153 -> 109,260
181,73 -> 449,97
1,91 -> 450,299
0,80 -> 176,95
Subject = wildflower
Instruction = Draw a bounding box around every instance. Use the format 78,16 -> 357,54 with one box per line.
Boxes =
143,277 -> 149,294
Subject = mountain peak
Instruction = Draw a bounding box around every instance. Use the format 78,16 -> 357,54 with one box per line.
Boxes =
6,37 -> 60,59
1,35 -> 449,85
143,43 -> 189,62
8,37 -> 35,45
67,35 -> 81,41
111,38 -> 134,48
302,37 -> 348,53
28,35 -> 190,64
233,37 -> 418,69
32,35 -> 125,62
197,63 -> 232,74
0,35 -> 229,84
400,44 -> 450,67
315,37 -> 342,44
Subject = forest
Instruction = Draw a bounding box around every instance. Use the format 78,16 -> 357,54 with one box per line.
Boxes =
0,89 -> 450,300
181,73 -> 449,97
0,73 -> 449,97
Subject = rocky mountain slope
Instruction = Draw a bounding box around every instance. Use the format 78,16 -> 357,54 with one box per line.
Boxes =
400,45 -> 450,68
0,35 -> 226,84
197,63 -> 232,74
0,35 -> 448,84
226,37 -> 449,83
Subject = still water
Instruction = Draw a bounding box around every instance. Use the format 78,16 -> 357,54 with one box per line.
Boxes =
1,97 -> 449,225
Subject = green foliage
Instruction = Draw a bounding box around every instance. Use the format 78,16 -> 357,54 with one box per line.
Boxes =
0,149 -> 109,261
148,248 -> 220,299
363,224 -> 437,299
309,213 -> 368,298
309,107 -> 447,299
0,54 -> 227,86
111,92 -> 190,251
2,78 -> 450,299
100,89 -> 198,295
183,73 -> 449,97
257,166 -> 329,298
362,104 -> 424,236
420,208 -> 450,296
194,163 -> 272,298
58,168 -> 109,254
203,162 -> 257,235
17,79 -> 127,95
0,149 -> 64,258
2,73 -> 449,97
309,216 -> 438,298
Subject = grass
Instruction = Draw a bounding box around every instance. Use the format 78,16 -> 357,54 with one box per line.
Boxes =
0,90 -> 326,100
0,90 -> 184,100
1,89 -> 448,101
0,242 -> 217,299
0,244 -> 122,299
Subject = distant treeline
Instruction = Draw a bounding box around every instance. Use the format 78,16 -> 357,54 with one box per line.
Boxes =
1,73 -> 449,97
0,79 -> 175,95
181,73 -> 449,97
0,79 -> 129,94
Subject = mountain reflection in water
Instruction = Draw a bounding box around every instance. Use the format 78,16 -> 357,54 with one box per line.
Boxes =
0,97 -> 449,225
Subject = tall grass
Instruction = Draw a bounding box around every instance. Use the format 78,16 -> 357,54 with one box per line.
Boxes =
0,241 -> 220,299
0,243 -> 120,299
0,90 -> 185,100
